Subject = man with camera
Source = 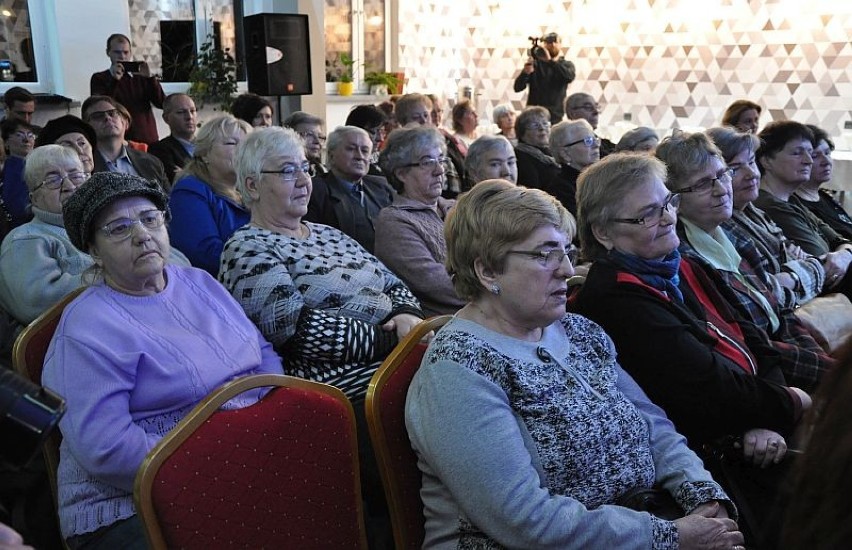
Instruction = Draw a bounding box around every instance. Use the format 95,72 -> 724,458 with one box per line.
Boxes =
513,32 -> 576,125
90,33 -> 166,145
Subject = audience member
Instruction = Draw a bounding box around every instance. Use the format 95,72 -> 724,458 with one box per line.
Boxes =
657,131 -> 834,392
565,92 -> 616,156
0,118 -> 37,226
547,119 -> 600,217
81,95 -> 168,190
220,126 -> 423,400
464,135 -> 517,185
513,105 -> 559,189
615,126 -> 659,153
148,93 -> 197,185
512,32 -> 576,124
572,154 -> 808,547
492,103 -> 517,144
375,126 -> 463,316
35,115 -> 97,173
344,104 -> 388,176
1,119 -> 35,161
408,179 -> 742,549
792,124 -> 852,239
305,126 -> 394,253
283,111 -> 328,176
43,172 -> 282,549
721,100 -> 761,134
394,93 -> 431,127
707,126 -> 825,308
2,86 -> 36,125
90,33 -> 165,145
753,121 -> 852,290
426,93 -> 445,129
168,114 -> 251,275
450,98 -> 478,148
230,92 -> 273,128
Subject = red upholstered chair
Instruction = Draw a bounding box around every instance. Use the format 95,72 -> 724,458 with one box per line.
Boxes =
134,374 -> 368,550
365,315 -> 452,550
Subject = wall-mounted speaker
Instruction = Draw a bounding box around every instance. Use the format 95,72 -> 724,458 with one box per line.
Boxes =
244,13 -> 312,96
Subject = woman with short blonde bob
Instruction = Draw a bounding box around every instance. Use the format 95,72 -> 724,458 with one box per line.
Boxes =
407,179 -> 741,549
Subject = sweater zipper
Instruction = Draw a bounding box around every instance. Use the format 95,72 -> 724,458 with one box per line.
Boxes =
706,321 -> 757,375
537,347 -> 605,400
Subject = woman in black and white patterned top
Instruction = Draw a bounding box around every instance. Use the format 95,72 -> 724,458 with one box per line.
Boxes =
219,126 -> 423,400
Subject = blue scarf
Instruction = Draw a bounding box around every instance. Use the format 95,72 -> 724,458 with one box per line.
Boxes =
602,249 -> 684,303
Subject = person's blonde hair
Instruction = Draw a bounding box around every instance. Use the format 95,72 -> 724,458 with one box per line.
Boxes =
178,114 -> 251,191
445,180 -> 575,301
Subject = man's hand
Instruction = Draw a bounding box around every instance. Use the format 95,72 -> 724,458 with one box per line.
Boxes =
522,57 -> 535,74
110,60 -> 125,80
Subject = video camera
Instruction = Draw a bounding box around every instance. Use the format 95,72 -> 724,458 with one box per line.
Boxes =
0,368 -> 65,467
528,36 -> 547,60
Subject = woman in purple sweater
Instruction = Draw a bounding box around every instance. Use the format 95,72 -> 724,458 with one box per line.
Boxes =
42,172 -> 283,550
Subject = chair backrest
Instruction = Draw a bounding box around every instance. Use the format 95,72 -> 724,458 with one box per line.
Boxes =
11,286 -> 86,503
365,315 -> 452,550
134,373 -> 368,550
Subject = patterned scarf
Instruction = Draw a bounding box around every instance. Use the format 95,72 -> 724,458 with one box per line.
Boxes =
601,248 -> 684,302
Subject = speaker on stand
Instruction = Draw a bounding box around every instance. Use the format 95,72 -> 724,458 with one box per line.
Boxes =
244,13 -> 312,97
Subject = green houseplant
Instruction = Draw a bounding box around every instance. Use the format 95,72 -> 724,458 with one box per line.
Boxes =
188,34 -> 238,110
364,71 -> 401,96
335,52 -> 356,95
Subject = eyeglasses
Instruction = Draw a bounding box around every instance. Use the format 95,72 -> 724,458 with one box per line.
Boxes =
13,131 -> 36,141
403,156 -> 450,171
677,168 -> 734,195
100,210 -> 166,241
87,109 -> 120,123
260,161 -> 314,181
32,171 -> 90,192
612,193 -> 681,228
575,103 -> 601,113
528,122 -> 551,132
298,131 -> 327,143
564,135 -> 600,148
507,248 -> 572,269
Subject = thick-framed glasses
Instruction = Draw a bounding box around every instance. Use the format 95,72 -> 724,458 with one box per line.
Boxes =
564,135 -> 600,148
403,156 -> 450,171
612,193 -> 681,228
506,248 -> 571,269
298,131 -> 327,143
32,171 -> 90,192
676,168 -> 734,195
260,162 -> 314,181
100,210 -> 166,241
13,131 -> 36,141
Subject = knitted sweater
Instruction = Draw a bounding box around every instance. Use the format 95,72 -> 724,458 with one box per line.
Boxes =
407,315 -> 730,549
373,195 -> 464,317
219,222 -> 423,399
41,265 -> 283,538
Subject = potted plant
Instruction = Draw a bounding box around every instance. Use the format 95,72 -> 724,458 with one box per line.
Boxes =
364,71 -> 401,96
188,33 -> 238,111
335,52 -> 356,96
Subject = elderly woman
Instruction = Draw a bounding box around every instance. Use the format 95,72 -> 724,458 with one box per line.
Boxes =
753,121 -> 852,292
42,172 -> 282,549
305,125 -> 395,253
0,118 -> 37,226
374,126 -> 463,317
546,119 -> 600,217
220,126 -> 423,400
492,103 -> 517,144
571,155 -> 808,547
283,111 -> 328,176
36,115 -> 97,173
616,126 -> 660,153
793,125 -> 852,239
168,114 -> 252,274
230,92 -> 273,128
464,134 -> 517,185
721,100 -> 761,134
513,106 -> 559,190
706,126 -> 825,307
408,179 -> 743,549
450,98 -> 478,148
656,131 -> 833,392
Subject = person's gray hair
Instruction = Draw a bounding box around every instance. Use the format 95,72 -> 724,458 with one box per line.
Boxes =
615,127 -> 659,152
515,106 -> 550,143
235,126 -> 304,206
705,126 -> 759,164
549,120 -> 593,164
326,125 -> 371,160
282,111 -> 324,129
24,145 -> 83,192
576,153 -> 668,261
465,135 -> 514,183
179,114 -> 252,184
654,131 -> 723,191
394,93 -> 432,126
378,126 -> 445,192
492,104 -> 514,125
565,92 -> 595,113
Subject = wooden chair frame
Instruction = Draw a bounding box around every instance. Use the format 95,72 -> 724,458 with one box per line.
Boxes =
365,314 -> 452,549
134,373 -> 368,550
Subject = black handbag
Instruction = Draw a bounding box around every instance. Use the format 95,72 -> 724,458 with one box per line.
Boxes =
616,486 -> 684,520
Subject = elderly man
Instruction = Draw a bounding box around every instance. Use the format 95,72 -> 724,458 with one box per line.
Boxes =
2,86 -> 36,125
149,93 -> 197,184
464,135 -> 518,185
305,126 -> 395,253
513,32 -> 576,125
90,33 -> 166,145
565,92 -> 615,157
81,95 -> 169,190
283,111 -> 329,176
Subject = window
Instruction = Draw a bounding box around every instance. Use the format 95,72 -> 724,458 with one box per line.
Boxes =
325,0 -> 388,83
0,1 -> 38,83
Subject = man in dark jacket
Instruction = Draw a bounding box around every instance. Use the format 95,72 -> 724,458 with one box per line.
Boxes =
513,32 -> 576,125
149,93 -> 197,186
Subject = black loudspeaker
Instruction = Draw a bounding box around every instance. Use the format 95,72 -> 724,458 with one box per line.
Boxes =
244,13 -> 312,96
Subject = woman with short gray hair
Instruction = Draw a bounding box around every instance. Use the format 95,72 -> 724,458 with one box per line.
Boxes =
546,119 -> 600,218
492,103 -> 516,144
464,135 -> 517,185
514,106 -> 559,189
